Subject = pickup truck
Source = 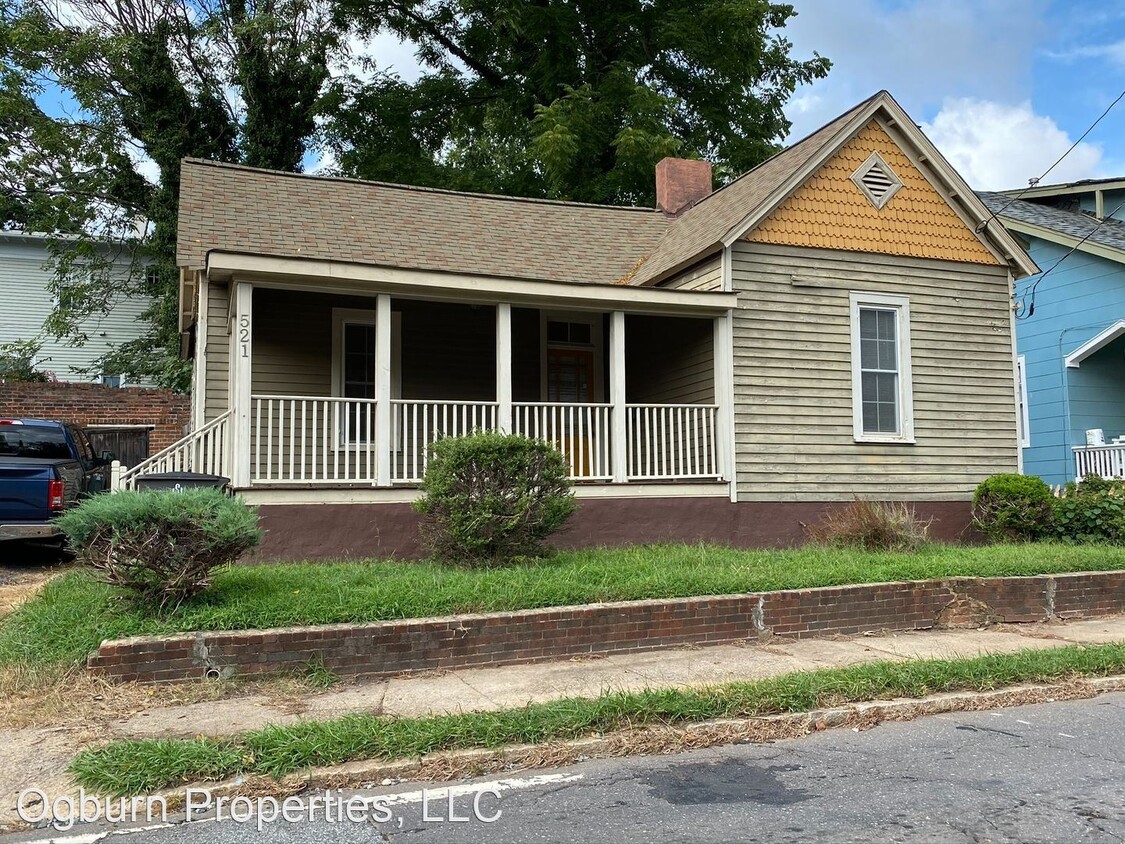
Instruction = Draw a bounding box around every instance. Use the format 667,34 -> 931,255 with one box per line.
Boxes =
0,419 -> 112,543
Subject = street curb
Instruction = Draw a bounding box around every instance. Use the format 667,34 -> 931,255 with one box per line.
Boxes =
153,674 -> 1125,806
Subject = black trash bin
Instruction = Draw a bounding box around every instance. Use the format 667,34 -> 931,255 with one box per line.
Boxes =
134,472 -> 231,494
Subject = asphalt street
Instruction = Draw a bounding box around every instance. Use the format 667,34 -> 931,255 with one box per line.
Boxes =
9,693 -> 1125,844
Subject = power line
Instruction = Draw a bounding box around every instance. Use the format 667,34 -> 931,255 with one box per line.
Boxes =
977,88 -> 1125,234
1015,198 -> 1125,319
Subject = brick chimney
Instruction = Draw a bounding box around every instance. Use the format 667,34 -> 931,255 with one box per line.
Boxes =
655,157 -> 713,216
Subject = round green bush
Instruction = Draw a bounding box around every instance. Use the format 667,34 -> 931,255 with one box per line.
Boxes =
413,432 -> 577,564
971,473 -> 1053,542
1050,474 -> 1125,544
54,489 -> 261,610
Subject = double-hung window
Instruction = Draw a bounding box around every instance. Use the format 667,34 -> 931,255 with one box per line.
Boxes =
850,292 -> 914,443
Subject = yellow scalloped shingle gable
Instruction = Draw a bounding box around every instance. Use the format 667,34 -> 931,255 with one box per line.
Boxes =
745,121 -> 1000,265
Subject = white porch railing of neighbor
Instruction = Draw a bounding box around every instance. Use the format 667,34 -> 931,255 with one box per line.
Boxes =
116,410 -> 231,490
512,402 -> 613,481
252,395 -> 379,484
391,400 -> 499,483
627,404 -> 720,480
1074,444 -> 1125,480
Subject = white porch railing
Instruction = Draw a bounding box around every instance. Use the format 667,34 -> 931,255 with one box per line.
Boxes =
391,400 -> 499,483
116,411 -> 231,490
230,396 -> 724,486
252,395 -> 378,484
627,404 -> 719,480
1074,444 -> 1125,480
513,402 -> 613,481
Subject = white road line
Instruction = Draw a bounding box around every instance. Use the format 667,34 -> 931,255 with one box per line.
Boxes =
18,773 -> 585,844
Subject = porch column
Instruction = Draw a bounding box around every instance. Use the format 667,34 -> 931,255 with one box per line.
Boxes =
610,310 -> 628,483
713,310 -> 737,502
230,281 -> 253,488
376,293 -> 393,487
496,303 -> 513,432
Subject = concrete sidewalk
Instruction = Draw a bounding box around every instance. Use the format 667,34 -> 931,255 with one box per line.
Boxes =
4,616 -> 1125,830
116,615 -> 1125,740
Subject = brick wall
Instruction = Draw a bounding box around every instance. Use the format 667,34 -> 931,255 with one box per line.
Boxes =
0,382 -> 190,452
88,570 -> 1125,684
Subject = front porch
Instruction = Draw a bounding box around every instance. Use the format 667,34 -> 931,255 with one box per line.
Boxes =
1065,321 -> 1125,481
119,279 -> 734,493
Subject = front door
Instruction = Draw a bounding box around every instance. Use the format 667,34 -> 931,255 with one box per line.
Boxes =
547,348 -> 595,403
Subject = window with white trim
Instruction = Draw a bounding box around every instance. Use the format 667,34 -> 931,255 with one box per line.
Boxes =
850,292 -> 914,443
1016,354 -> 1030,448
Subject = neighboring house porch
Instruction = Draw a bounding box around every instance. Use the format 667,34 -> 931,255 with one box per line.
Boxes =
1067,321 -> 1125,480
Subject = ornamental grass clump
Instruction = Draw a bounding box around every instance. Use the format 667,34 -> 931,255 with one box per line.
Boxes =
414,432 -> 577,565
807,498 -> 931,551
54,489 -> 261,611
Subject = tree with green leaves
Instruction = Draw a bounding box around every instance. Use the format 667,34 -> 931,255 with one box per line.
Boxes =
0,0 -> 342,389
327,0 -> 830,205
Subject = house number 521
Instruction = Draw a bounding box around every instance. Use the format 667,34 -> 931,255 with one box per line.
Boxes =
239,314 -> 250,358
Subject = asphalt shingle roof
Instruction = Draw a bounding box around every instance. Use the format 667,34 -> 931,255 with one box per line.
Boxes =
176,94 -> 884,287
177,162 -> 671,285
977,192 -> 1125,256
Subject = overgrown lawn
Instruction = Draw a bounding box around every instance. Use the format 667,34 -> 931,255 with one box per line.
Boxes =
4,542 -> 1125,671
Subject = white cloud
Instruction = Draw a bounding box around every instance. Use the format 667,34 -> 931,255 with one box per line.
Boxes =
782,0 -> 1048,140
1047,40 -> 1125,67
920,98 -> 1103,190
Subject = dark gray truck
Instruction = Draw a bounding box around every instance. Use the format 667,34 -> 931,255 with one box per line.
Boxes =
0,419 -> 112,543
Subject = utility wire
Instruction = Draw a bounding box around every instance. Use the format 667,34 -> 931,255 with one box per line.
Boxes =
1015,198 -> 1125,319
977,89 -> 1125,233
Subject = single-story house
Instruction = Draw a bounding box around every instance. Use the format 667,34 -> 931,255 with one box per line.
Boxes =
979,180 -> 1125,486
126,90 -> 1038,559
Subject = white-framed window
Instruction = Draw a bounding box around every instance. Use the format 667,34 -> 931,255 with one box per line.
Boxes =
330,308 -> 401,445
849,292 -> 914,443
99,374 -> 125,388
1016,354 -> 1030,448
539,311 -> 603,402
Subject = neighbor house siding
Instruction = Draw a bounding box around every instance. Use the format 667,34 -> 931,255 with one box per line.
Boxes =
626,315 -> 714,404
1014,237 -> 1125,486
204,281 -> 230,421
731,241 -> 1017,501
0,237 -> 152,383
658,254 -> 723,291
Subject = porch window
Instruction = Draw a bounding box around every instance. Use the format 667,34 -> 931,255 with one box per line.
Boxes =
850,292 -> 914,443
331,308 -> 400,445
342,323 -> 376,399
547,349 -> 594,402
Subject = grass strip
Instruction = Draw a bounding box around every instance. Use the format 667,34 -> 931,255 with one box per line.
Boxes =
70,642 -> 1125,796
6,542 -> 1125,670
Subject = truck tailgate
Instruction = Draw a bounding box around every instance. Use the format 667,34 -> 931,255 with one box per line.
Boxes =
0,460 -> 81,523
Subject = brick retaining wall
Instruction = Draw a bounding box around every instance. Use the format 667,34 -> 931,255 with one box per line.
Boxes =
88,570 -> 1125,683
0,382 -> 190,452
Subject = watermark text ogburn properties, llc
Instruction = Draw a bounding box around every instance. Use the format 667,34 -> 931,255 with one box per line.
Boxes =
18,786 -> 504,832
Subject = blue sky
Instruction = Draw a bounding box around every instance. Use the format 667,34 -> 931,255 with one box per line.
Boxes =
38,0 -> 1125,192
780,0 -> 1125,189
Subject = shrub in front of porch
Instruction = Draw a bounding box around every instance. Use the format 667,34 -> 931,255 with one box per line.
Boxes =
414,432 -> 576,564
54,489 -> 261,611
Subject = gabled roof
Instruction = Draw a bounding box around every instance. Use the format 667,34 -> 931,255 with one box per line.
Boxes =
996,177 -> 1125,200
177,90 -> 1037,288
633,90 -> 1038,283
627,96 -> 876,285
978,192 -> 1125,261
177,161 -> 670,286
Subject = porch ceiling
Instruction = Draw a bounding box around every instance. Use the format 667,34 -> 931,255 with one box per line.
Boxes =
207,252 -> 736,316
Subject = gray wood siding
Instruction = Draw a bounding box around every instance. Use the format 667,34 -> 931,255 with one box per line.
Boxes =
659,254 -> 723,291
731,242 -> 1017,502
252,289 -> 334,397
204,281 -> 230,421
626,315 -> 715,404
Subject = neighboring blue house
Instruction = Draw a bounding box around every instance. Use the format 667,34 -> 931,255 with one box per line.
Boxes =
979,180 -> 1125,487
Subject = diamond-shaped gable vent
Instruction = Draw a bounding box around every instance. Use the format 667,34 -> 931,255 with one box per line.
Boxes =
851,152 -> 902,209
